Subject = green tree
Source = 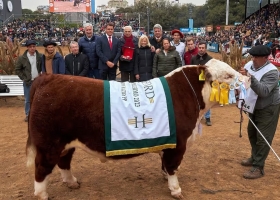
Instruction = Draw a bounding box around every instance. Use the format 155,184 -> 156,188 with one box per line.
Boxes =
115,0 -> 246,31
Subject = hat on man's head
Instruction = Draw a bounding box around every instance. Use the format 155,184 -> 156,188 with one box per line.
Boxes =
43,40 -> 57,47
248,45 -> 271,57
171,29 -> 184,38
25,40 -> 37,47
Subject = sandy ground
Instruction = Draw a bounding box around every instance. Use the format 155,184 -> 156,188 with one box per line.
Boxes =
1,98 -> 280,200
1,50 -> 280,200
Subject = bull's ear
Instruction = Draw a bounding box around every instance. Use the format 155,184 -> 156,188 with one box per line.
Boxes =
198,65 -> 207,81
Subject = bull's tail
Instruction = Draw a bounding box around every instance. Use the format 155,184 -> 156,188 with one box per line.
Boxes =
26,133 -> 36,167
26,74 -> 42,168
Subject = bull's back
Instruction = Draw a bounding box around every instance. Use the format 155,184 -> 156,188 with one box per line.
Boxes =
29,74 -> 106,151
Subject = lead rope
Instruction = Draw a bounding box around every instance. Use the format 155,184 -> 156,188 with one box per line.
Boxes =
244,111 -> 280,162
235,99 -> 280,162
181,70 -> 201,111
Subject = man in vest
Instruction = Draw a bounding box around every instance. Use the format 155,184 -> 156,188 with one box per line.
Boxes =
240,45 -> 280,179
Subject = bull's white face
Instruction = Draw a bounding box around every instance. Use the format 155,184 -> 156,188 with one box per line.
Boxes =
205,59 -> 251,89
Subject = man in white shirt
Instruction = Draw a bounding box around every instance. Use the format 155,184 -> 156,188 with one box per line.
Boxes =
15,40 -> 42,122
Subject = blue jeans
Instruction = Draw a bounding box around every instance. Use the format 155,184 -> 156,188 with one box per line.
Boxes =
23,82 -> 31,116
88,68 -> 100,79
204,109 -> 211,119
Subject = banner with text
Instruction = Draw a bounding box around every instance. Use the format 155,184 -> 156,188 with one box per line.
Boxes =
207,43 -> 219,53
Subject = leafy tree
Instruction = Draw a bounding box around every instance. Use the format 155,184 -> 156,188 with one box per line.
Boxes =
115,0 -> 246,31
22,9 -> 33,15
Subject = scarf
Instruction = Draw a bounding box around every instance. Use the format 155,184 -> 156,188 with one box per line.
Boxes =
44,49 -> 56,60
44,50 -> 56,74
122,35 -> 134,52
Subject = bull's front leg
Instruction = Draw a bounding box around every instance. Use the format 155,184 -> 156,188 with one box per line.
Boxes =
161,147 -> 185,199
167,173 -> 182,199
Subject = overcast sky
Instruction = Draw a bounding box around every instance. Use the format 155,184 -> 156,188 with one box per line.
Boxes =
21,0 -> 206,11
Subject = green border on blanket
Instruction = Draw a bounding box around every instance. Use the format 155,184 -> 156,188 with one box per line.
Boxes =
104,78 -> 176,156
159,76 -> 176,141
104,80 -> 111,148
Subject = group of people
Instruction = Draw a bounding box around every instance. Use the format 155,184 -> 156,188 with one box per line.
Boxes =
15,22 -> 214,123
14,19 -> 280,181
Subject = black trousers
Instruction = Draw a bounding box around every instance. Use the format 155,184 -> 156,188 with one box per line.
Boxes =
100,66 -> 117,80
247,103 -> 280,168
121,71 -> 136,82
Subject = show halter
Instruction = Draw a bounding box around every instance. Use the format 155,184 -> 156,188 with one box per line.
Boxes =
181,69 -> 201,111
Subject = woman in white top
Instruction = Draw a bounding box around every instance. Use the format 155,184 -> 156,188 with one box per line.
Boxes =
170,29 -> 185,65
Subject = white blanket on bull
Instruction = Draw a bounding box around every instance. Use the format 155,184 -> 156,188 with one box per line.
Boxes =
104,77 -> 176,156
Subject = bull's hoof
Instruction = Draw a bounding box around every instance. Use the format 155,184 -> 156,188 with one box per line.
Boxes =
171,193 -> 184,199
37,197 -> 49,200
170,187 -> 183,199
34,191 -> 49,200
67,181 -> 80,189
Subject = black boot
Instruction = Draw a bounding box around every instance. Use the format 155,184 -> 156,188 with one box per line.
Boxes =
206,118 -> 212,126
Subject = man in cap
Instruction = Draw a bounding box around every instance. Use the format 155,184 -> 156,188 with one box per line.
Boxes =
15,40 -> 42,122
41,40 -> 65,74
170,29 -> 185,65
239,45 -> 280,179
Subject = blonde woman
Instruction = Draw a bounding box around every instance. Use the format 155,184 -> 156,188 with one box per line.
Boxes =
134,35 -> 155,81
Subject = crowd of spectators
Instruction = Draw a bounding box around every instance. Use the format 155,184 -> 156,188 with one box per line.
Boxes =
1,18 -> 80,45
0,2 -> 279,49
198,2 -> 280,49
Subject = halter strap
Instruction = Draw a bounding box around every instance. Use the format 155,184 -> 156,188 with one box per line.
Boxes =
181,69 -> 201,111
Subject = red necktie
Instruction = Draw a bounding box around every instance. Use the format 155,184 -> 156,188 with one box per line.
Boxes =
108,36 -> 112,49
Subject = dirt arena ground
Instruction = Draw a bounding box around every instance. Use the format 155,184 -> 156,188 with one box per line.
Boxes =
1,50 -> 280,200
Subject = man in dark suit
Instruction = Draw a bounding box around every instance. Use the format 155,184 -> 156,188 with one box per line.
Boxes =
96,22 -> 121,80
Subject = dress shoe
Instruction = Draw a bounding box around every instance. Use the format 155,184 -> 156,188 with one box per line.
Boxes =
243,167 -> 264,179
241,158 -> 253,166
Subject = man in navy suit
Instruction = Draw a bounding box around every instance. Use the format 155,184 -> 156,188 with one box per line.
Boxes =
96,22 -> 121,80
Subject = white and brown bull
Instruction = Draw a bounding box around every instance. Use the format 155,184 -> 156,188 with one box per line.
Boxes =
26,59 -> 250,200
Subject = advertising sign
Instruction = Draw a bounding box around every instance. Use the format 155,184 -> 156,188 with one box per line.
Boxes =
49,0 -> 91,13
180,28 -> 201,33
188,19 -> 193,29
91,0 -> 95,13
206,25 -> 213,32
207,43 -> 219,53
180,28 -> 190,33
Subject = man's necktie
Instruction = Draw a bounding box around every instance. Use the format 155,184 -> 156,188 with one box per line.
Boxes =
108,36 -> 112,50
